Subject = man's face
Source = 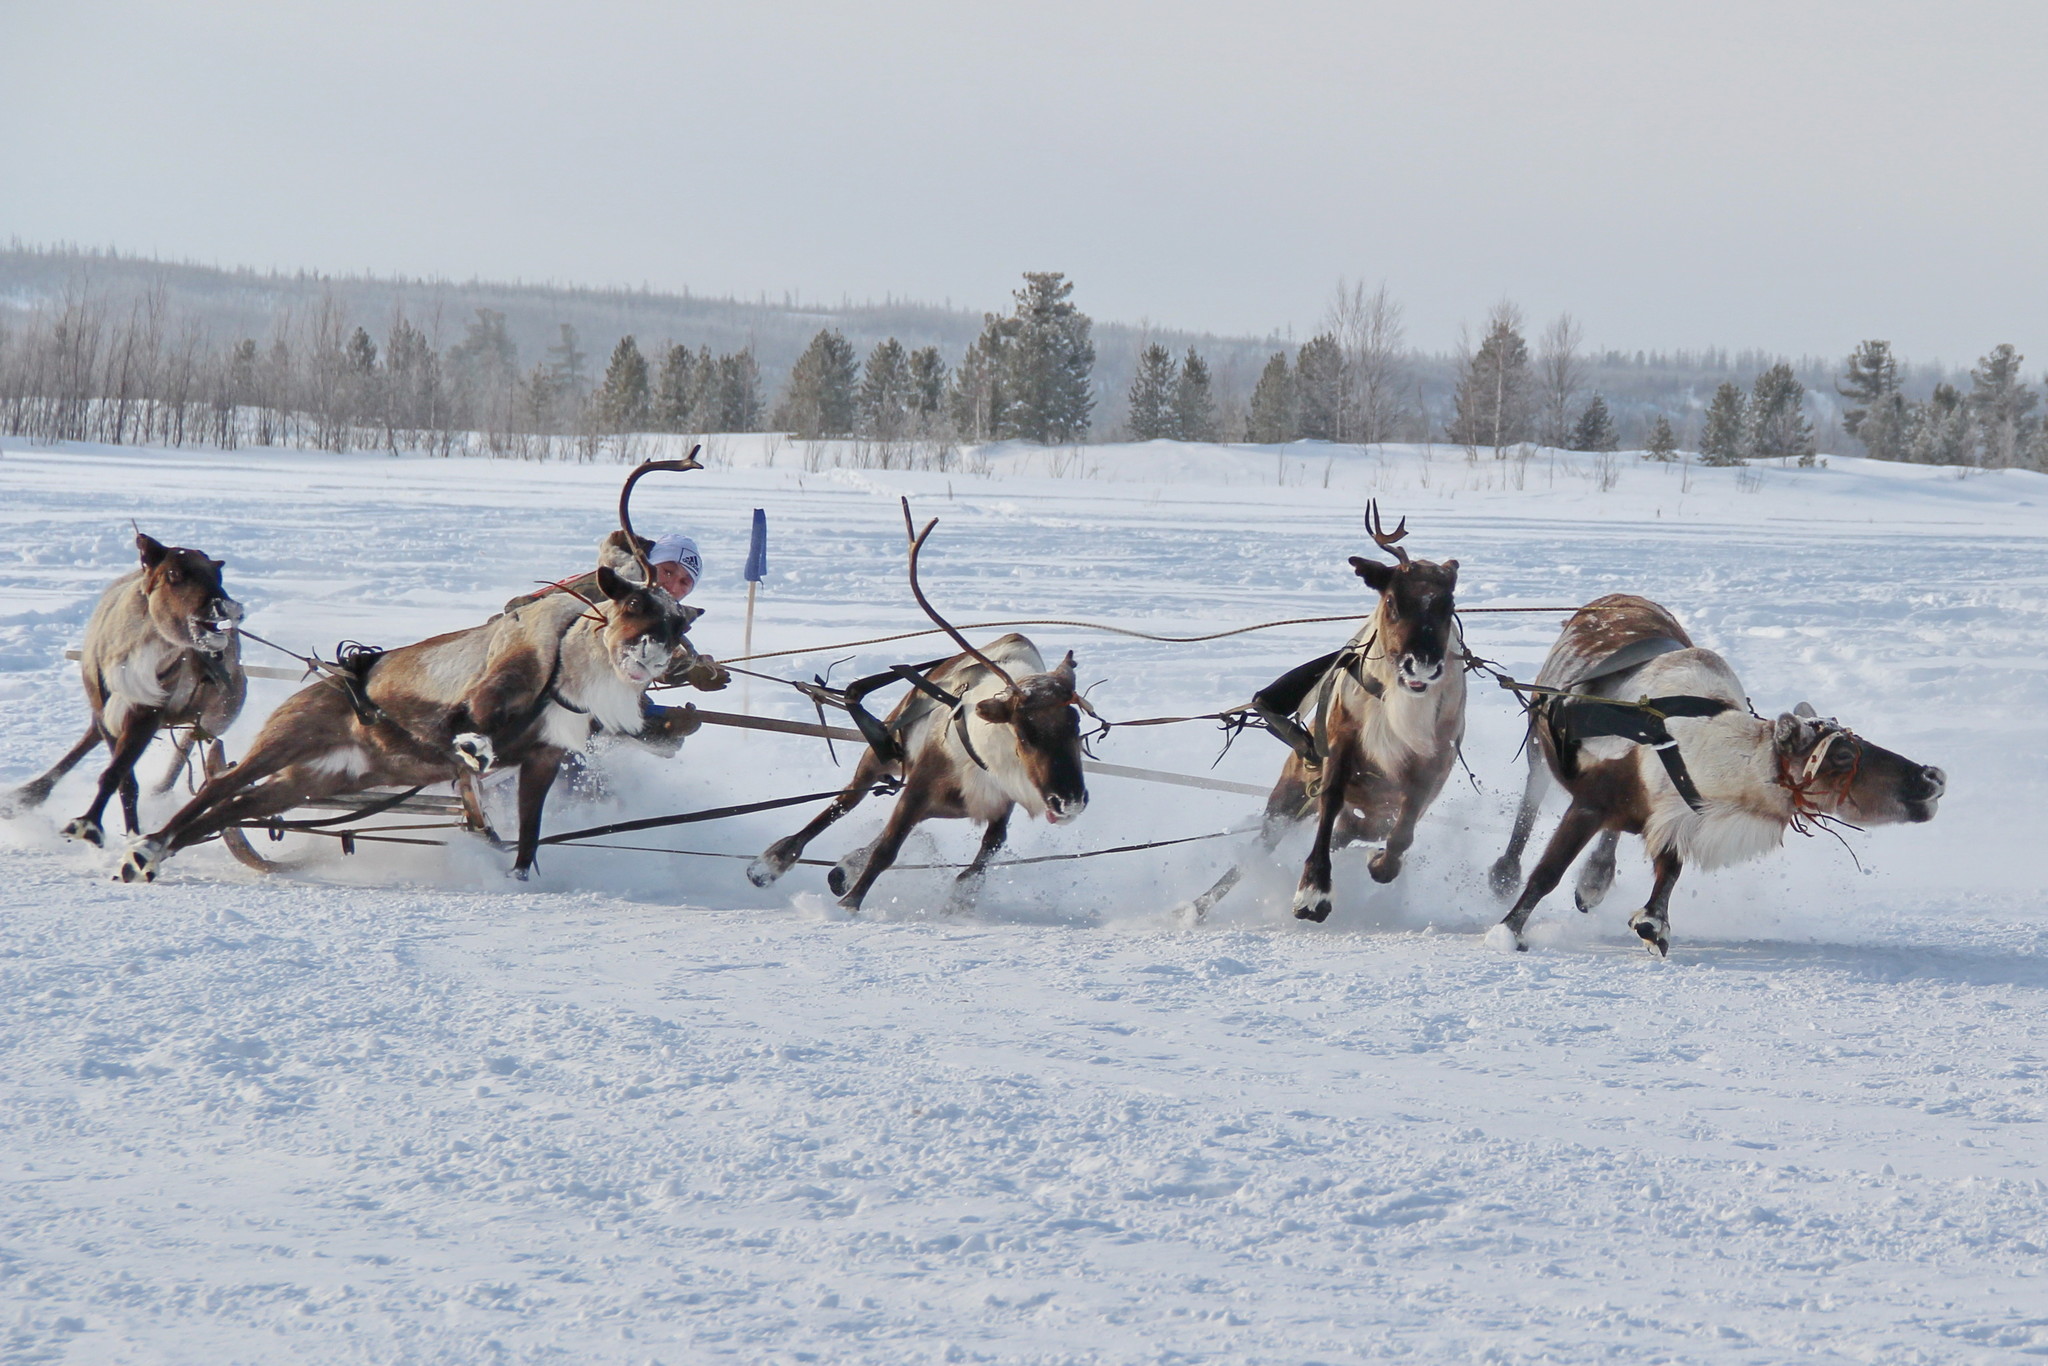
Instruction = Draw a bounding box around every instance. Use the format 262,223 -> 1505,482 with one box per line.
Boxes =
653,560 -> 696,599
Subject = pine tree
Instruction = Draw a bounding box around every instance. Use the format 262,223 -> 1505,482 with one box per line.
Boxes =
1173,348 -> 1218,442
1246,352 -> 1297,443
1905,382 -> 1974,465
908,346 -> 948,426
653,344 -> 694,432
546,324 -> 588,397
383,316 -> 441,433
949,319 -> 1011,443
999,272 -> 1094,443
685,346 -> 721,433
595,335 -> 652,432
1644,413 -> 1678,462
1747,363 -> 1814,461
717,349 -> 763,432
1854,390 -> 1910,464
1295,334 -> 1344,440
343,326 -> 379,427
1569,393 -> 1618,451
447,309 -> 519,432
1125,343 -> 1178,440
857,337 -> 914,439
1447,304 -> 1532,451
1699,381 -> 1749,465
1968,343 -> 2038,467
775,329 -> 858,438
1838,339 -> 1898,441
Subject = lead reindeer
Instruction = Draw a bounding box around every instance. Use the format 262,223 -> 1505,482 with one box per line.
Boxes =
1489,593 -> 1946,955
1185,504 -> 1466,923
748,500 -> 1089,913
6,534 -> 245,846
119,460 -> 706,884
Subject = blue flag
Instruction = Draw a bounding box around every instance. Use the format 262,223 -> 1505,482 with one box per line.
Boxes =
744,508 -> 768,582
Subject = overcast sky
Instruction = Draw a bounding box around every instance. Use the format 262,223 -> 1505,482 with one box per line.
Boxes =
5,1 -> 2044,365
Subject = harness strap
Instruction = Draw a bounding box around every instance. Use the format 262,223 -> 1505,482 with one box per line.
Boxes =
1540,694 -> 1735,812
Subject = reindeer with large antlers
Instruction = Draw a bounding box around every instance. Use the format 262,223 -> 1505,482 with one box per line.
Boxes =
5,534 -> 245,847
748,499 -> 1090,913
1184,504 -> 1466,923
117,460 -> 707,884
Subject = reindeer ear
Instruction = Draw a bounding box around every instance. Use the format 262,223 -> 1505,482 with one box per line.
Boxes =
975,695 -> 1017,724
1350,556 -> 1394,591
137,534 -> 169,568
1794,701 -> 1817,719
1440,558 -> 1459,587
1052,651 -> 1077,687
594,564 -> 634,602
1774,713 -> 1817,751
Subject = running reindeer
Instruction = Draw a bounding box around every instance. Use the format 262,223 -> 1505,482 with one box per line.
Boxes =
1488,593 -> 1946,955
118,459 -> 707,883
5,533 -> 245,846
1185,504 -> 1466,923
748,499 -> 1089,913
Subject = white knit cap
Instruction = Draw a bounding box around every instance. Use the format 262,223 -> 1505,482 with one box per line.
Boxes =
648,534 -> 702,580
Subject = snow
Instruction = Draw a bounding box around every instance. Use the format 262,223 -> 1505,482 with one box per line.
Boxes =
2,436 -> 2045,1363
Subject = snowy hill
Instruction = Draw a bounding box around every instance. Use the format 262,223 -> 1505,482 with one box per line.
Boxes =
2,437 -> 2045,1362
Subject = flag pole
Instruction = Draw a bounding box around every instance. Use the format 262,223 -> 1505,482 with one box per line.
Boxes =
741,508 -> 768,716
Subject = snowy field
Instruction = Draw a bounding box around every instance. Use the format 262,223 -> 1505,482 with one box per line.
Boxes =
2,436 -> 2045,1364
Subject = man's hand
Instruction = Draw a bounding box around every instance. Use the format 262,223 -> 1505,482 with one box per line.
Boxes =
683,657 -> 730,692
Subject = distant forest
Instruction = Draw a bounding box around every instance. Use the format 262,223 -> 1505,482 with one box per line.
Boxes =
1,242 -> 2036,468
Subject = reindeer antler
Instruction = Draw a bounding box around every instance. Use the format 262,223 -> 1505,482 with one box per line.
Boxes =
1365,500 -> 1411,565
617,446 -> 704,578
900,497 -> 1017,689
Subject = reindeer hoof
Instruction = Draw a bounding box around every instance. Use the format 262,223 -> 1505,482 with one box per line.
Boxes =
62,817 -> 104,847
745,856 -> 783,888
826,864 -> 849,897
1486,856 -> 1522,902
509,865 -> 531,882
1368,849 -> 1401,884
1629,910 -> 1670,957
117,840 -> 165,883
1292,887 -> 1333,923
453,733 -> 495,773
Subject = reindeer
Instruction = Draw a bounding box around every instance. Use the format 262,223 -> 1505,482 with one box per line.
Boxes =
1184,504 -> 1466,923
1489,593 -> 1946,955
748,500 -> 1089,913
117,460 -> 705,884
6,534 -> 245,847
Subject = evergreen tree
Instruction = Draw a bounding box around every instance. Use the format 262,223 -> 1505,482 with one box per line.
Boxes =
1838,339 -> 1898,441
949,319 -> 1011,442
1447,305 -> 1532,451
343,326 -> 379,426
1295,334 -> 1344,440
383,316 -> 441,433
857,337 -> 914,439
1125,343 -> 1178,440
1905,382 -> 1974,465
546,324 -> 588,397
1747,362 -> 1814,461
1644,413 -> 1679,462
1968,343 -> 2038,466
685,346 -> 721,433
1173,348 -> 1218,442
1246,351 -> 1298,443
1854,390 -> 1910,464
1569,393 -> 1618,451
908,346 -> 948,425
595,335 -> 652,432
653,344 -> 694,431
447,309 -> 519,430
717,349 -> 763,432
776,328 -> 858,438
999,272 -> 1094,443
1699,381 -> 1749,465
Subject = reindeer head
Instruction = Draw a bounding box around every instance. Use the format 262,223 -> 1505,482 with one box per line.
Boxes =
970,648 -> 1090,824
590,565 -> 701,687
136,533 -> 242,654
1347,503 -> 1459,694
900,498 -> 1089,825
1772,703 -> 1945,826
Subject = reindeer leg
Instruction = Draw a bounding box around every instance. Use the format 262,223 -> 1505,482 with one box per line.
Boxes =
118,767 -> 141,836
1181,767 -> 1308,922
1496,802 -> 1606,950
749,756 -> 885,887
1489,746 -> 1551,901
1367,785 -> 1427,885
65,709 -> 161,847
1628,848 -> 1684,957
948,809 -> 1010,913
836,781 -> 933,913
122,737 -> 310,882
1292,740 -> 1357,923
7,725 -> 103,815
509,749 -> 566,880
1575,830 -> 1622,912
151,729 -> 199,795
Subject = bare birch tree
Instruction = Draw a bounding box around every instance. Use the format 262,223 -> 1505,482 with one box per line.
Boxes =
1535,313 -> 1584,449
1325,279 -> 1407,443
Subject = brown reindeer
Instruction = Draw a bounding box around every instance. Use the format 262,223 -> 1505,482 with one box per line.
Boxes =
1185,504 -> 1466,923
6,534 -> 244,847
118,461 -> 705,884
747,502 -> 1089,913
1490,593 -> 1946,955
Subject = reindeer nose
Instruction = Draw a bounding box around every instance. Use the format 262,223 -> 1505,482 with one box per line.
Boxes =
1919,765 -> 1946,797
